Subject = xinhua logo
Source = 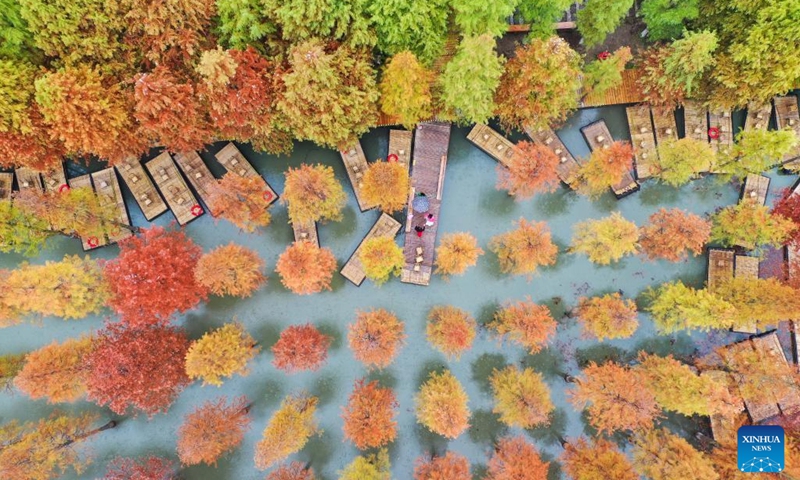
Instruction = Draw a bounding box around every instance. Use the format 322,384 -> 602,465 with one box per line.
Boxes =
738,425 -> 785,473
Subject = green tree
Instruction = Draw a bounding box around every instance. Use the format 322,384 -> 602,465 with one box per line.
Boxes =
582,47 -> 632,100
452,0 -> 519,37
716,129 -> 799,178
262,0 -> 374,47
640,0 -> 699,41
518,0 -> 572,39
214,0 -> 274,49
570,213 -> 639,265
368,0 -> 449,64
663,30 -> 717,97
379,51 -> 433,129
576,0 -> 634,47
0,200 -> 52,257
652,138 -> 715,186
0,0 -> 40,61
0,60 -> 37,134
439,35 -> 504,125
645,281 -> 735,333
710,201 -> 794,250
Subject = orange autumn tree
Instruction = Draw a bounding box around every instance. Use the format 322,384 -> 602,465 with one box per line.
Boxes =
101,456 -> 177,480
490,365 -> 554,429
426,305 -> 477,359
177,396 -> 251,466
194,243 -> 267,298
632,429 -> 719,480
272,324 -> 331,373
571,212 -> 639,265
359,236 -> 404,285
414,452 -> 471,480
576,141 -> 634,198
489,298 -> 556,354
568,361 -> 660,434
490,219 -> 557,277
185,322 -> 259,386
716,343 -> 800,407
486,435 -> 550,480
575,293 -> 639,341
268,462 -> 316,480
14,336 -> 94,404
342,379 -> 398,449
207,174 -> 273,232
282,164 -> 347,224
254,394 -> 320,470
497,141 -> 560,199
434,232 -> 484,278
348,309 -> 406,369
361,160 -> 410,213
639,208 -> 711,262
561,437 -> 638,480
275,241 -> 337,295
415,370 -> 470,439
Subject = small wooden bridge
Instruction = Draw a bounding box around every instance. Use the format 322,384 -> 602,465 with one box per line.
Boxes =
215,142 -> 278,205
91,168 -> 133,244
15,167 -> 42,192
388,130 -> 413,169
741,174 -> 770,206
774,96 -> 800,168
41,164 -> 67,193
67,174 -> 106,251
708,109 -> 734,153
682,100 -> 708,143
744,102 -> 771,131
0,173 -> 12,199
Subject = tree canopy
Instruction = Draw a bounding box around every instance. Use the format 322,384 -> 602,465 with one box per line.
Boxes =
439,35 -> 504,125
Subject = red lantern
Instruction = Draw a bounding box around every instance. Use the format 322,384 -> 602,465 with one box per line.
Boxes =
708,127 -> 721,140
58,184 -> 70,193
597,51 -> 611,61
263,191 -> 273,202
87,236 -> 99,248
387,153 -> 399,163
191,204 -> 203,216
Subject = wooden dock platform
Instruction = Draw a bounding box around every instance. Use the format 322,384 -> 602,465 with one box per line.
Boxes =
744,103 -> 771,131
91,168 -> 133,244
67,174 -> 105,251
774,96 -> 800,168
340,213 -> 402,286
707,248 -> 734,291
650,106 -> 678,144
580,120 -> 639,198
732,255 -> 759,334
625,105 -> 658,179
215,142 -> 278,206
41,164 -> 67,193
708,109 -> 734,153
741,174 -> 770,206
15,167 -> 42,192
523,125 -> 581,187
401,122 -> 451,286
115,157 -> 168,221
173,151 -> 221,216
145,152 -> 202,225
0,173 -> 12,199
466,124 -> 519,167
340,142 -> 376,212
388,130 -> 413,169
580,69 -> 645,108
682,101 -> 708,142
291,220 -> 319,247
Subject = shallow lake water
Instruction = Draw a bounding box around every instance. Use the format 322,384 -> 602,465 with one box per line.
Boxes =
1,102 -> 798,479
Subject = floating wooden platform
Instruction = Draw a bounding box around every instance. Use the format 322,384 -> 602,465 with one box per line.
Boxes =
339,142 -> 376,212
388,130 -> 413,169
145,152 -> 202,225
708,109 -> 734,153
340,213 -> 402,286
744,102 -> 771,131
67,174 -> 106,251
707,248 -> 734,291
523,125 -> 581,187
580,69 -> 645,108
0,173 -> 12,200
91,168 -> 133,244
774,96 -> 800,168
15,167 -> 42,192
115,157 -> 168,221
215,143 -> 278,206
650,106 -> 678,145
732,255 -> 759,334
625,105 -> 658,179
580,120 -> 639,198
41,164 -> 67,193
401,122 -> 451,286
682,100 -> 708,142
173,151 -> 221,216
466,124 -> 519,167
741,174 -> 770,206
291,220 -> 319,247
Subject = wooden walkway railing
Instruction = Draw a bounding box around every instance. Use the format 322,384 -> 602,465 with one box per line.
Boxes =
340,213 -> 402,286
116,157 -> 168,221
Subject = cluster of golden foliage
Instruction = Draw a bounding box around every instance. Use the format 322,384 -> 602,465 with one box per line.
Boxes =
378,51 -> 433,129
415,370 -> 470,439
561,437 -> 638,480
275,241 -> 337,295
426,305 -> 476,359
488,298 -> 556,354
576,141 -> 634,198
358,236 -> 404,285
207,174 -> 272,232
576,293 -> 639,341
341,379 -> 398,449
571,212 -> 639,265
361,160 -> 410,213
490,219 -> 557,277
490,366 -> 554,429
282,164 -> 346,224
185,322 -> 259,386
194,243 -> 267,298
486,436 -> 550,480
339,448 -> 391,480
14,336 -> 94,404
496,141 -> 561,199
268,462 -> 316,480
254,394 -> 320,470
414,451 -> 471,480
633,429 -> 718,480
347,309 -> 406,369
434,232 -> 483,278
177,396 -> 251,466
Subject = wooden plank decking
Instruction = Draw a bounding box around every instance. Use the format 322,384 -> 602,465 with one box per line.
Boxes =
145,152 -> 202,225
67,174 -> 105,251
523,125 -> 581,187
41,164 -> 67,193
91,168 -> 133,244
580,69 -> 645,108
115,157 -> 168,221
625,105 -> 658,179
774,96 -> 800,168
732,255 -> 759,334
708,248 -> 734,291
291,220 -> 319,247
340,213 -> 402,286
339,142 -> 376,212
744,102 -> 771,131
215,142 -> 278,206
708,109 -> 734,153
650,106 -> 678,146
466,124 -> 519,167
173,151 -> 222,216
741,174 -> 770,206
388,130 -> 413,169
15,167 -> 42,192
683,100 -> 708,142
0,173 -> 12,199
401,122 -> 451,286
580,120 -> 639,198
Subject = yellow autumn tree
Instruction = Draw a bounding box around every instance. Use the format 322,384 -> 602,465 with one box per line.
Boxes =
488,298 -> 556,354
570,212 -> 639,265
490,219 -> 557,277
339,448 -> 391,480
207,174 -> 273,232
361,161 -> 410,213
14,336 -> 94,403
275,241 -> 338,295
426,305 -> 477,359
379,51 -> 433,129
282,164 -> 346,224
415,370 -> 470,439
632,429 -> 719,480
490,366 -> 554,429
575,293 -> 639,340
561,437 -> 638,480
358,236 -> 404,285
185,323 -> 259,387
194,243 -> 267,298
254,394 -> 320,470
435,232 -> 484,278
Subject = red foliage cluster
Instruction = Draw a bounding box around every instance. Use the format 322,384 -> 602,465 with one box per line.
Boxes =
341,379 -> 398,449
772,188 -> 800,246
101,455 -> 176,480
486,436 -> 550,480
414,451 -> 471,480
272,324 -> 331,373
267,462 -> 316,480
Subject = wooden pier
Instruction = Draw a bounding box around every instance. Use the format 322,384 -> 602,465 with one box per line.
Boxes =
625,105 -> 658,179
741,174 -> 770,206
291,220 -> 319,247
0,173 -> 12,199
744,102 -> 771,131
682,100 -> 708,142
115,157 -> 168,221
67,174 -> 106,250
41,164 -> 67,193
580,120 -> 639,198
650,106 -> 678,144
708,109 -> 734,153
732,255 -> 759,334
388,130 -> 413,169
215,143 -> 278,206
339,142 -> 376,212
466,124 -> 519,167
523,125 -> 581,187
91,168 -> 133,244
401,122 -> 451,286
173,151 -> 221,215
340,213 -> 402,286
145,152 -> 202,225
707,248 -> 734,291
15,167 -> 42,192
774,96 -> 800,168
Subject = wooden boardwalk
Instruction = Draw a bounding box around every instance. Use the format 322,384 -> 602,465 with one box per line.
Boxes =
339,142 -> 376,212
67,174 -> 105,251
115,157 -> 168,221
0,173 -> 12,199
41,164 -> 67,193
91,168 -> 133,244
388,130 -> 413,169
744,102 -> 771,131
732,255 -> 759,334
580,69 -> 645,108
146,152 -> 202,225
173,151 -> 221,216
15,167 -> 42,192
466,124 -> 519,167
580,120 -> 639,198
682,100 -> 708,142
523,125 -> 581,187
650,106 -> 678,144
774,96 -> 800,168
625,105 -> 658,179
340,213 -> 402,286
291,220 -> 319,247
741,174 -> 770,206
707,248 -> 734,291
401,122 -> 451,286
708,109 -> 734,153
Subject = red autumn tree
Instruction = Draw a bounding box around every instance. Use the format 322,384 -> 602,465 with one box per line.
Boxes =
426,305 -> 477,359
771,188 -> 800,247
497,141 -> 561,199
272,324 -> 331,373
104,226 -> 207,326
86,323 -> 190,416
275,241 -> 337,295
207,174 -> 273,232
415,370 -> 470,439
639,208 -> 711,262
101,456 -> 177,480
636,46 -> 685,109
576,141 -> 634,198
133,66 -> 211,153
561,437 -> 638,480
342,379 -> 398,449
14,336 -> 94,404
177,396 -> 251,466
414,451 -> 471,480
490,218 -> 558,277
576,293 -> 639,341
268,462 -> 316,480
486,436 -> 550,480
488,298 -> 556,354
194,243 -> 267,298
348,309 -> 406,369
